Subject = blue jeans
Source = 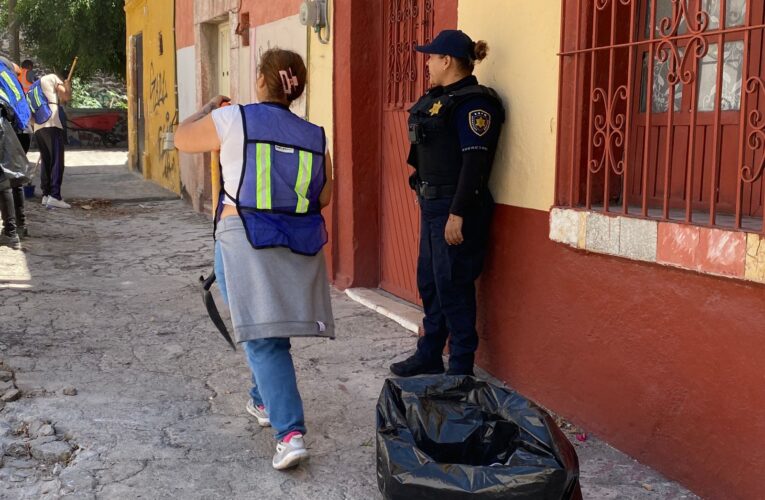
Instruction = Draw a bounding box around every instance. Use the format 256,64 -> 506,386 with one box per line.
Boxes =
214,240 -> 307,440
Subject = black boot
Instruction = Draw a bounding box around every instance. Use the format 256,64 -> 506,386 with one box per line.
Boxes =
11,182 -> 27,238
446,353 -> 475,376
0,186 -> 19,248
390,353 -> 444,377
446,366 -> 475,376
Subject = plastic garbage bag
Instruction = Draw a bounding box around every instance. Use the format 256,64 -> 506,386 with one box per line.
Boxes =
376,376 -> 582,500
0,117 -> 31,182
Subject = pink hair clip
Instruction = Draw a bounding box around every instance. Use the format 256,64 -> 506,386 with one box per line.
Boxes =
279,68 -> 299,96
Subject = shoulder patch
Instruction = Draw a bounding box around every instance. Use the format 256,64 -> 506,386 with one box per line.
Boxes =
468,109 -> 491,137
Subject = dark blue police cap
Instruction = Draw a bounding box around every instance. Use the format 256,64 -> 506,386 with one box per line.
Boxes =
415,30 -> 475,60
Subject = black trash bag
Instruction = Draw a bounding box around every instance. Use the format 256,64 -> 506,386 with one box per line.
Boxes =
0,117 -> 31,182
377,376 -> 582,500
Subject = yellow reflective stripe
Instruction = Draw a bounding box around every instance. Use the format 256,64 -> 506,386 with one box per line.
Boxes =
0,88 -> 9,104
34,87 -> 43,107
295,151 -> 313,213
256,143 -> 272,209
0,72 -> 21,101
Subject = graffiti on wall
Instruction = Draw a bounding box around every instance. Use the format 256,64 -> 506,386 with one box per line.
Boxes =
157,111 -> 177,180
149,62 -> 168,112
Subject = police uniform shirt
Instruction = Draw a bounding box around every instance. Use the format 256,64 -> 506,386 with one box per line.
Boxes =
453,95 -> 502,156
449,78 -> 503,216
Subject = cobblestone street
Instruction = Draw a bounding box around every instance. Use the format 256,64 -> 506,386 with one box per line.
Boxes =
0,152 -> 696,499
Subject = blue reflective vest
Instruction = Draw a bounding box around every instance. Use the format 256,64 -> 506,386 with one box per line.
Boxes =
217,103 -> 328,256
0,62 -> 31,131
26,79 -> 54,125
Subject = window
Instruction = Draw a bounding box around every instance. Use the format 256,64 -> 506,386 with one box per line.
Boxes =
556,0 -> 765,232
384,0 -> 435,108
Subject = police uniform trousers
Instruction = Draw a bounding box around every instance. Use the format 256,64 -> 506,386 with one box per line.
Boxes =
415,191 -> 493,372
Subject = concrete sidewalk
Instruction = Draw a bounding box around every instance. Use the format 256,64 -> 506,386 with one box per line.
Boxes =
0,151 -> 697,499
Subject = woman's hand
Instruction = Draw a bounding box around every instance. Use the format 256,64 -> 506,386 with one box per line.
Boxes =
175,96 -> 230,153
203,95 -> 231,114
445,214 -> 464,245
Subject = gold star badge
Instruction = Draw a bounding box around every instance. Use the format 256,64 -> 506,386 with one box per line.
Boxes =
428,101 -> 443,116
475,117 -> 487,128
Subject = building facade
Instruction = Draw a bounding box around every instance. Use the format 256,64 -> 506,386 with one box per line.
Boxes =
132,1 -> 765,497
125,0 -> 181,193
332,3 -> 764,497
173,0 -> 333,212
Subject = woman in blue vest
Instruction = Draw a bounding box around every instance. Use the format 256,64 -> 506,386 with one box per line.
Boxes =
175,49 -> 333,470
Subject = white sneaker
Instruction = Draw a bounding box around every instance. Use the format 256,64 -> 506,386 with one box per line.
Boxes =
245,399 -> 271,427
46,197 -> 71,209
272,433 -> 309,470
41,195 -> 49,205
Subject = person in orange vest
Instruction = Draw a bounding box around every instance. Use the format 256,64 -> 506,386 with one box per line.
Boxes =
17,60 -> 38,95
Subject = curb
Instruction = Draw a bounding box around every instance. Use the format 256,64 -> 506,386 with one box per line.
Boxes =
344,288 -> 422,334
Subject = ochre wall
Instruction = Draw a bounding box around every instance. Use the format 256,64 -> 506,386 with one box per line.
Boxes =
307,6 -> 334,157
125,0 -> 180,193
458,0 -> 560,212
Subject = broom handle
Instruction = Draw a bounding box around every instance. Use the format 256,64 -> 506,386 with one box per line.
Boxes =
66,57 -> 78,81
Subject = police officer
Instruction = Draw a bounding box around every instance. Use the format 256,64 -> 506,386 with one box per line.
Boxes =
390,30 -> 505,377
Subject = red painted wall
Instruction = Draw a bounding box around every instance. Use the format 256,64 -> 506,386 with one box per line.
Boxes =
243,0 -> 301,27
175,0 -> 302,53
175,0 -> 194,49
477,204 -> 765,499
330,0 -> 383,288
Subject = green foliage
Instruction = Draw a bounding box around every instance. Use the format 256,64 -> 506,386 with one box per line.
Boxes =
70,76 -> 127,110
3,0 -> 126,78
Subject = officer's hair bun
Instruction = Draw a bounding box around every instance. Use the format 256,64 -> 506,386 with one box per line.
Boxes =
473,41 -> 489,62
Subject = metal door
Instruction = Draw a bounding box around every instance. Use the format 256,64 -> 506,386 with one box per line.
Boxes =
133,33 -> 145,173
379,0 -> 457,303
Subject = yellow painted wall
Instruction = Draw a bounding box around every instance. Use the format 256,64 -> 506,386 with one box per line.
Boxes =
458,0 -> 561,212
125,0 -> 180,194
307,7 -> 333,159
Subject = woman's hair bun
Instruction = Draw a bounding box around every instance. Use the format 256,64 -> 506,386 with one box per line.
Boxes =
473,40 -> 489,62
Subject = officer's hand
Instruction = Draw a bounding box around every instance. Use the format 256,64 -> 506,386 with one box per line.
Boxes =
445,214 -> 464,246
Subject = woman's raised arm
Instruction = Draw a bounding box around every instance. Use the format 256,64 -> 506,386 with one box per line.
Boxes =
175,95 -> 230,153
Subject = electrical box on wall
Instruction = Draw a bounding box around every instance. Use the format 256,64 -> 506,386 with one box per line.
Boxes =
299,0 -> 330,44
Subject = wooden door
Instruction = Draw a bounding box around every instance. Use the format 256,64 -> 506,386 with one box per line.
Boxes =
379,0 -> 457,304
218,23 -> 231,97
